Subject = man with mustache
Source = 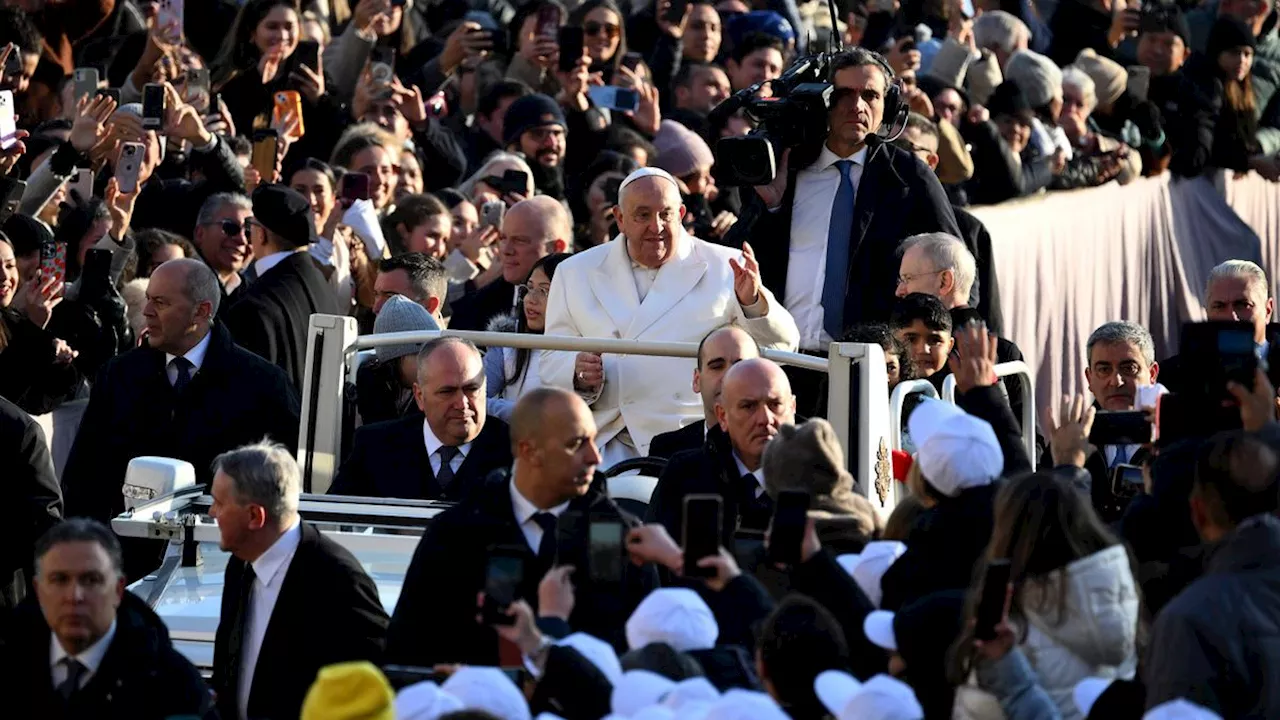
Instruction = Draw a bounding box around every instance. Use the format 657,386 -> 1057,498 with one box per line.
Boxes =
330,336 -> 513,502
647,358 -> 798,544
503,93 -> 571,200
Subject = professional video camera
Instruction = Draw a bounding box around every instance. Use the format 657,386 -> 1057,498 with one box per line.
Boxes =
709,0 -> 908,187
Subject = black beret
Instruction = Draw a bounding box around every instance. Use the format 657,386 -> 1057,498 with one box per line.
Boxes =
251,183 -> 315,249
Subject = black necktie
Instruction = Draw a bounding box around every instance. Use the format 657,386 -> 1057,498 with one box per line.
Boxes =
532,512 -> 558,566
57,658 -> 86,701
226,563 -> 256,703
738,472 -> 774,524
171,356 -> 193,392
436,446 -> 461,490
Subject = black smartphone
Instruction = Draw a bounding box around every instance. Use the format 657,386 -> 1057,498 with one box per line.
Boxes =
142,83 -> 165,130
0,176 -> 24,225
210,92 -> 222,114
370,46 -> 397,85
501,169 -> 529,196
96,88 -> 121,105
682,494 -> 722,579
766,490 -> 810,567
536,3 -> 561,38
3,43 -> 20,78
1087,410 -> 1152,446
974,558 -> 1012,641
1181,321 -> 1261,399
558,26 -> 585,72
1111,463 -> 1144,502
663,0 -> 690,24
621,51 -> 644,72
340,172 -> 372,203
481,546 -> 526,626
588,518 -> 625,583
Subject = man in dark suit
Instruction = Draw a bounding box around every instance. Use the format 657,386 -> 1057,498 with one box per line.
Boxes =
723,48 -> 960,352
647,359 -> 798,546
331,337 -> 514,501
449,196 -> 571,331
385,387 -> 659,665
0,396 -> 61,614
62,259 -> 300,526
222,184 -> 342,390
0,518 -> 214,718
210,441 -> 389,720
649,325 -> 761,459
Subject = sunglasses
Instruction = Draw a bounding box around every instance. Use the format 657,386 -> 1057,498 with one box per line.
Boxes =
203,219 -> 247,236
583,21 -> 620,38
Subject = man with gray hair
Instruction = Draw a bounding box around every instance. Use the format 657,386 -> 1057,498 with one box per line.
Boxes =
895,232 -> 978,310
192,192 -> 253,300
1068,320 -> 1161,520
0,518 -> 213,716
211,441 -> 388,720
62,259 -> 301,531
1159,259 -> 1274,393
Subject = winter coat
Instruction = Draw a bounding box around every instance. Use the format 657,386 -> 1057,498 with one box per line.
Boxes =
955,544 -> 1141,720
481,311 -> 544,422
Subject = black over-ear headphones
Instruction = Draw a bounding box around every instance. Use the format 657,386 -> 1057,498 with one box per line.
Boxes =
831,47 -> 908,141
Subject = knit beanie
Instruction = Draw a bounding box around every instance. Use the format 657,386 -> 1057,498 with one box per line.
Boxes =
1004,49 -> 1063,109
502,94 -> 567,147
924,36 -> 974,92
973,11 -> 1028,55
301,661 -> 395,720
1207,15 -> 1257,64
966,50 -> 1003,107
373,294 -> 439,363
1073,48 -> 1127,109
653,120 -> 715,179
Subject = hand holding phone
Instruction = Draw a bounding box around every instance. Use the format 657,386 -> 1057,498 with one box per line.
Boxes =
558,26 -> 585,72
588,519 -> 625,583
974,559 -> 1012,641
481,546 -> 526,626
480,200 -> 505,231
766,490 -> 810,567
340,172 -> 372,204
682,495 -> 723,578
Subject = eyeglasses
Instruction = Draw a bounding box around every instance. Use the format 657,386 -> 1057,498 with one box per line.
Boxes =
518,284 -> 550,302
1091,362 -> 1145,379
583,21 -> 620,38
202,219 -> 247,236
897,269 -> 946,286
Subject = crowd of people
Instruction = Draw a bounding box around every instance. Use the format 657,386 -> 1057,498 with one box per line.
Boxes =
3,0 -> 1280,718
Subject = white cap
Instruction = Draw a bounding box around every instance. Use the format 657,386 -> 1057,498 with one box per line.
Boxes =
626,588 -> 719,652
612,670 -> 678,716
814,671 -> 924,720
632,707 -> 676,720
908,398 -> 1003,496
1073,677 -> 1114,716
394,681 -> 464,720
836,541 -> 907,607
536,715 -> 568,720
862,610 -> 898,651
441,667 -> 531,720
619,167 -> 680,194
662,677 -> 721,710
1143,699 -> 1224,720
558,632 -> 624,685
700,689 -> 790,720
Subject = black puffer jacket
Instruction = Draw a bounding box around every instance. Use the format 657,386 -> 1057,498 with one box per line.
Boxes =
0,591 -> 216,719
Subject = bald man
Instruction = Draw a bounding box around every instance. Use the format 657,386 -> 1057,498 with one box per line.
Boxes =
62,259 -> 300,540
386,388 -> 659,666
450,196 -> 573,331
646,358 -> 798,545
649,325 -> 762,458
541,170 -> 799,467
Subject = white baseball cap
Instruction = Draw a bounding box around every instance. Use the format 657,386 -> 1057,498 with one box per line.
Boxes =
908,398 -> 1003,496
626,588 -> 719,652
611,670 -> 678,716
1143,699 -> 1224,720
441,667 -> 531,720
862,610 -> 899,651
814,671 -> 924,720
394,680 -> 464,720
836,541 -> 907,607
557,632 -> 624,685
699,689 -> 790,720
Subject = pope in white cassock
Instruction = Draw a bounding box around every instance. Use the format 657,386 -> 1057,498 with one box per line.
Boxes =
540,167 -> 800,466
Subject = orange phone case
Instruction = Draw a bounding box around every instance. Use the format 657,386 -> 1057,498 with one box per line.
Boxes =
272,90 -> 305,140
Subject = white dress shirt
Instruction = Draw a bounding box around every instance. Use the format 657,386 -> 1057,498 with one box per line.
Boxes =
165,330 -> 212,386
422,420 -> 470,476
238,519 -> 302,720
631,260 -> 660,302
732,452 -> 767,499
784,145 -> 868,351
50,619 -> 117,690
253,249 -> 296,278
223,272 -> 242,294
508,477 -> 571,553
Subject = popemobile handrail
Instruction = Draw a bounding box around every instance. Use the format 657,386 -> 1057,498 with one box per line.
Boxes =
888,379 -> 941,451
940,361 -> 1038,461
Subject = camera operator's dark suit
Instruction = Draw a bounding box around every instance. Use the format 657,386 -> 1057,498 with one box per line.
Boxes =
723,140 -> 960,333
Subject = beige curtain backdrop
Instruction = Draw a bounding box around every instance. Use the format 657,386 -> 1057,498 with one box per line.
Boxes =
970,172 -> 1269,415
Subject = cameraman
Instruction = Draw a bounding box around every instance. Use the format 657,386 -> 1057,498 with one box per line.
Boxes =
723,47 -> 958,409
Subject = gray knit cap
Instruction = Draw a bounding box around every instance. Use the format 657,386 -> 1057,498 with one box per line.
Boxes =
374,294 -> 439,363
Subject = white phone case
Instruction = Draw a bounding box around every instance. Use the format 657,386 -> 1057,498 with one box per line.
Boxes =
117,143 -> 143,194
0,91 -> 15,151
